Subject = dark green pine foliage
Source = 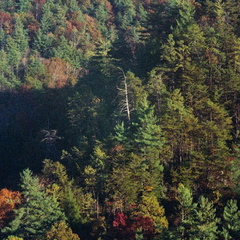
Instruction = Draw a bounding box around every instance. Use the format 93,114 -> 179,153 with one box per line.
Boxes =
222,199 -> 240,239
40,0 -> 55,34
33,29 -> 55,58
109,98 -> 165,205
0,0 -> 15,12
190,196 -> 219,240
12,16 -> 29,54
133,98 -> 164,154
23,54 -> 47,89
0,28 -> 6,49
94,1 -> 112,39
113,0 -> 136,29
16,0 -> 32,13
229,144 -> 240,193
160,184 -> 195,240
2,169 -> 66,240
176,184 -> 196,239
163,186 -> 219,240
5,16 -> 29,79
223,0 -> 240,35
5,36 -> 21,75
0,49 -> 19,90
132,98 -> 165,196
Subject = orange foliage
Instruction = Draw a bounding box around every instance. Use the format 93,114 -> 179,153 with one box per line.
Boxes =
33,0 -> 46,4
0,188 -> 21,228
84,14 -> 103,42
0,12 -> 11,27
27,21 -> 40,33
66,19 -> 85,33
42,58 -> 78,88
104,1 -> 113,12
0,12 -> 12,33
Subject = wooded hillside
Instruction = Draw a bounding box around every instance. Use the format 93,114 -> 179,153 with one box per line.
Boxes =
1,0 -> 240,239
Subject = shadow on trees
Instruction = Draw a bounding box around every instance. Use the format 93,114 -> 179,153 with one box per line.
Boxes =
0,87 -> 73,189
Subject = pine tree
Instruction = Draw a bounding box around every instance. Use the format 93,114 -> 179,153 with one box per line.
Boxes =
12,16 -> 28,53
40,0 -> 54,34
0,49 -> 19,90
42,160 -> 96,225
222,199 -> 240,239
176,184 -> 197,239
0,28 -> 6,49
133,98 -> 164,155
24,55 -> 46,89
2,169 -> 66,239
190,196 -> 219,240
16,0 -> 32,13
5,36 -> 21,75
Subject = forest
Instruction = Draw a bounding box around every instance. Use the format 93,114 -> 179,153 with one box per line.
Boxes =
0,0 -> 240,239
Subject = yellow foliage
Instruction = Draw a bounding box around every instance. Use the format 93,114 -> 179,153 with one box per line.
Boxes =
46,221 -> 80,240
132,193 -> 168,231
4,236 -> 24,240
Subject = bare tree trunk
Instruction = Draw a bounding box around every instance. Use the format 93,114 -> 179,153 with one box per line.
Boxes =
118,68 -> 131,122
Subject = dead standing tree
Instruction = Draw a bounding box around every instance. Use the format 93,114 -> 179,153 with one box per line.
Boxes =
41,129 -> 62,159
117,68 -> 132,123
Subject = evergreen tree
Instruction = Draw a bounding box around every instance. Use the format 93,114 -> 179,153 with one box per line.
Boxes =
40,0 -> 55,34
176,184 -> 197,239
5,36 -> 21,76
16,0 -> 32,13
33,29 -> 55,58
190,196 -> 219,240
12,16 -> 28,53
42,160 -> 96,225
0,49 -> 19,90
2,169 -> 66,239
0,28 -> 6,49
222,199 -> 240,239
23,54 -> 46,89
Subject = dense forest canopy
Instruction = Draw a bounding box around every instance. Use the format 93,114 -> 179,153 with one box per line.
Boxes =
1,0 -> 240,239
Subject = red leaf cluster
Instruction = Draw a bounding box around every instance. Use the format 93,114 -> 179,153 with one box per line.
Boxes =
112,212 -> 156,240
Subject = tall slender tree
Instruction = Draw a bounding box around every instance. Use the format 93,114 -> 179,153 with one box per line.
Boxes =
2,169 -> 66,239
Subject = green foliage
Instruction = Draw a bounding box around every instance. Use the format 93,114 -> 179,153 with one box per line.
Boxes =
0,49 -> 19,90
1,0 -> 240,239
175,184 -> 197,238
23,54 -> 46,89
12,16 -> 29,53
227,144 -> 240,194
4,236 -> 24,240
42,160 -> 96,225
2,169 -> 66,239
132,192 -> 168,232
191,196 -> 219,240
222,199 -> 240,239
133,98 -> 164,154
16,0 -> 32,13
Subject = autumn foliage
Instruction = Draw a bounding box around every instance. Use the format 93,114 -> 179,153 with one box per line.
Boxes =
0,189 -> 21,228
42,58 -> 78,88
112,211 -> 157,240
